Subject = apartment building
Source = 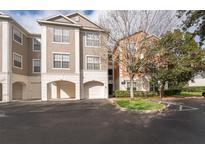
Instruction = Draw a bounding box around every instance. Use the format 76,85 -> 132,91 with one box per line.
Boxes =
0,12 -> 41,102
0,12 -> 108,102
113,31 -> 158,92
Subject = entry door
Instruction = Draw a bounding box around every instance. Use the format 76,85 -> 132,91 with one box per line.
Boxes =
108,84 -> 113,96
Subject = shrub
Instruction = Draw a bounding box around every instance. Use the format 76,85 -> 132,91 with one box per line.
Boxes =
114,90 -> 130,97
164,89 -> 182,96
114,90 -> 157,97
182,86 -> 205,92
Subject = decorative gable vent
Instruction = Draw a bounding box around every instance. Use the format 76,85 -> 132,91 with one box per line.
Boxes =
74,16 -> 80,22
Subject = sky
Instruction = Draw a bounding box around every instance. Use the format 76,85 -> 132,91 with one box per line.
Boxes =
0,10 -> 102,33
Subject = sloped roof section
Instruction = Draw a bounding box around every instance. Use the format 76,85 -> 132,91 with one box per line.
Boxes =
45,14 -> 77,24
37,13 -> 82,27
0,12 -> 11,19
66,12 -> 104,30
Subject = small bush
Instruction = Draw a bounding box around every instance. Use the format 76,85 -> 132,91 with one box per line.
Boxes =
114,90 -> 130,97
114,90 -> 157,97
164,89 -> 182,96
182,86 -> 205,92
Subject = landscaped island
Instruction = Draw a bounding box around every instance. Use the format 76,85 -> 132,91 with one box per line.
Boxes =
116,99 -> 166,111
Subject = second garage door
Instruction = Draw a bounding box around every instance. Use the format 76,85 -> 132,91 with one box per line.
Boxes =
84,81 -> 104,99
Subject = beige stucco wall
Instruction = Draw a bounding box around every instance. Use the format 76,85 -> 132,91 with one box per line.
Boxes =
12,24 -> 29,76
0,22 -> 2,72
46,25 -> 76,74
81,30 -> 108,71
28,37 -> 41,76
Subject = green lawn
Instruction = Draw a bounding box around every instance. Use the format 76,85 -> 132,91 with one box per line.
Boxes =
175,91 -> 202,97
116,99 -> 165,110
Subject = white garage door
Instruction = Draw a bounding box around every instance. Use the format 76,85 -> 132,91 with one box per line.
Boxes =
84,81 -> 104,99
30,82 -> 41,99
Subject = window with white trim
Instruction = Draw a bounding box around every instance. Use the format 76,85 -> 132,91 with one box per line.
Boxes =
85,32 -> 100,47
33,59 -> 41,73
13,28 -> 23,44
13,53 -> 22,69
53,53 -> 70,68
33,38 -> 41,52
127,81 -> 137,91
87,56 -> 100,70
126,42 -> 136,52
53,28 -> 69,43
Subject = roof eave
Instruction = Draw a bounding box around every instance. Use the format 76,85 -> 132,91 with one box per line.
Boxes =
82,27 -> 107,33
37,20 -> 82,28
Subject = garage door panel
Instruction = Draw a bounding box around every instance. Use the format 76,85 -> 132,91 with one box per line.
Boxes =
30,83 -> 41,99
84,81 -> 104,99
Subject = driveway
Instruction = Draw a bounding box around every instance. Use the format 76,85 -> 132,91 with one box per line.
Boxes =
0,98 -> 205,143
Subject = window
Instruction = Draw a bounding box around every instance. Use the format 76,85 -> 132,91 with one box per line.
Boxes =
108,69 -> 113,80
85,32 -> 100,47
33,59 -> 41,73
108,69 -> 113,75
74,16 -> 80,22
53,53 -> 70,69
87,56 -> 100,70
127,81 -> 137,91
53,28 -> 69,43
33,38 -> 41,52
13,53 -> 22,69
13,28 -> 23,44
126,42 -> 136,52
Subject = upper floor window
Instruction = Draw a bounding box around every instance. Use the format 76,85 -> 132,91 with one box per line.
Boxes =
13,28 -> 23,45
87,56 -> 101,70
13,52 -> 22,69
108,69 -> 113,80
33,59 -> 41,73
53,28 -> 69,43
33,38 -> 41,52
126,42 -> 136,52
53,53 -> 70,69
85,32 -> 100,47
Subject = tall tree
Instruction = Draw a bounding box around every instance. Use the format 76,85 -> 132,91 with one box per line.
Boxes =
99,10 -> 179,99
150,30 -> 205,99
178,10 -> 205,46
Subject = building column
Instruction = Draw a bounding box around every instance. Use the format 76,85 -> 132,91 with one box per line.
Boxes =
2,79 -> 12,102
80,70 -> 84,99
104,74 -> 109,99
41,81 -> 48,101
75,81 -> 80,100
75,28 -> 81,100
51,82 -> 57,99
1,21 -> 12,102
41,26 -> 47,101
75,28 -> 80,74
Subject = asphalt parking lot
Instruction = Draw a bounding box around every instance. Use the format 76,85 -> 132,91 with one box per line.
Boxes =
0,98 -> 205,144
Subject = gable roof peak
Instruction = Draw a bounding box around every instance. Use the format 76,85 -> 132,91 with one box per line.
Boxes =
41,13 -> 77,24
66,12 -> 104,30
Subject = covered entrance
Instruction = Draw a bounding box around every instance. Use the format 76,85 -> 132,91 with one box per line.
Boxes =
47,80 -> 76,99
12,82 -> 26,100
